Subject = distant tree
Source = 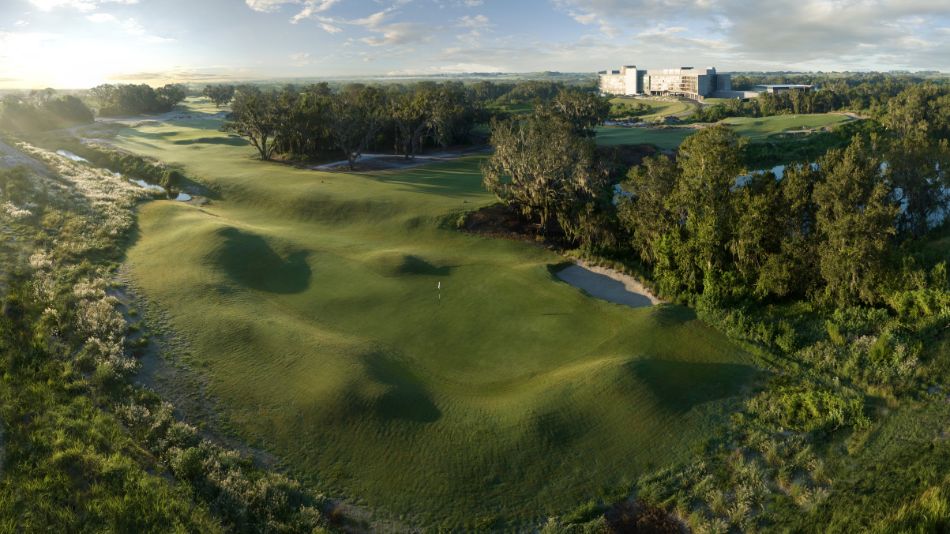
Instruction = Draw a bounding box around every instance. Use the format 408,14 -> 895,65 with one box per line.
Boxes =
327,84 -> 386,170
814,137 -> 899,306
427,82 -> 479,147
389,84 -> 435,159
90,83 -> 183,116
223,87 -> 278,161
155,84 -> 187,110
202,85 -> 236,108
545,89 -> 610,137
43,95 -> 94,124
0,93 -> 93,131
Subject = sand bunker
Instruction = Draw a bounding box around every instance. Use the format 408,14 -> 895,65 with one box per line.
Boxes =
557,261 -> 661,309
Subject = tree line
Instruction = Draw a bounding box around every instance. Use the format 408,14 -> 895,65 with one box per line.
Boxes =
695,74 -> 950,121
89,83 -> 187,117
223,82 -> 486,167
0,89 -> 94,132
486,83 -> 949,310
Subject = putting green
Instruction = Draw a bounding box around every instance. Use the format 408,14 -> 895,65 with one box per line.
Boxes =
112,102 -> 761,528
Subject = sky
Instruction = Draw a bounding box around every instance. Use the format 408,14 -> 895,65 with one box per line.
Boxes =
1,0 -> 949,89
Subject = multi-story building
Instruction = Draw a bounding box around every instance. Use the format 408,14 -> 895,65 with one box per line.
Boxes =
598,65 -> 646,96
599,65 -> 732,100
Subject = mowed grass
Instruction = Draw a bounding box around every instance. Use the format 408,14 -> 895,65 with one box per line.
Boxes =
110,106 -> 761,528
722,113 -> 851,141
596,113 -> 850,150
609,97 -> 698,120
595,126 -> 695,150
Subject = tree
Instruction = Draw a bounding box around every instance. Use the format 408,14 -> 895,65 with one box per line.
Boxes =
814,137 -> 899,306
89,84 -> 184,116
661,125 -> 745,296
882,84 -> 950,236
202,85 -> 236,108
327,84 -> 386,170
617,155 -> 677,265
389,84 -> 435,159
155,84 -> 187,110
756,163 -> 822,298
482,112 -> 605,240
223,87 -> 278,161
545,89 -> 610,137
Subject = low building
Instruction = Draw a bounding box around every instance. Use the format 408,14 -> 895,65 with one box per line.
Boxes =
599,65 -> 730,100
754,84 -> 814,95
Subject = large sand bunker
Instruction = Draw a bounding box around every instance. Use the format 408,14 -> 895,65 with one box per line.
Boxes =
557,261 -> 661,308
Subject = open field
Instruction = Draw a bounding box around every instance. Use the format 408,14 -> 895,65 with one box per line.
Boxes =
595,113 -> 853,151
721,113 -> 851,140
595,126 -> 694,150
609,97 -> 698,120
103,104 -> 762,528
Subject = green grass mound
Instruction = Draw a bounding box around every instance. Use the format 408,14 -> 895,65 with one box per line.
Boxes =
112,104 -> 763,528
204,226 -> 312,294
367,251 -> 453,277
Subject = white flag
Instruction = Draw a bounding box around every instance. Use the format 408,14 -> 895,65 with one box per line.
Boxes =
437,282 -> 441,290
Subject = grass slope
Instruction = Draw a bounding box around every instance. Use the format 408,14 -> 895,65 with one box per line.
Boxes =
609,97 -> 698,120
596,113 -> 851,151
109,105 -> 760,528
722,114 -> 850,140
595,127 -> 694,150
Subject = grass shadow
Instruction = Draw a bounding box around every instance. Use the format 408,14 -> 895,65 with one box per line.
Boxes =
362,353 -> 441,423
211,227 -> 311,294
172,136 -> 249,147
626,358 -> 761,413
397,255 -> 453,276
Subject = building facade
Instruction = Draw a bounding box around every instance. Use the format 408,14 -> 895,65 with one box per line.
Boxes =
599,65 -> 732,100
598,65 -> 646,96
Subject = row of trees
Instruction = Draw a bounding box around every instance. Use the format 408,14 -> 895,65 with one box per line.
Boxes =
89,83 -> 187,116
0,90 -> 93,132
224,82 -> 484,168
694,75 -> 950,122
486,84 -> 949,309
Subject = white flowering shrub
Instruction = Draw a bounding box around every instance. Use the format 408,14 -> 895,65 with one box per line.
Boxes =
2,201 -> 32,219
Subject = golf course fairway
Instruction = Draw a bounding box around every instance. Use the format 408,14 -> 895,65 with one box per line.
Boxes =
113,105 -> 762,528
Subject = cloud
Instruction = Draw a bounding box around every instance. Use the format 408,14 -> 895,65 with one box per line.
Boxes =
361,22 -> 430,46
244,0 -> 293,12
244,0 -> 340,20
550,0 -> 950,70
289,51 -> 312,66
86,12 -> 117,23
290,0 -> 342,23
457,14 -> 490,29
83,13 -> 173,42
29,0 -> 138,12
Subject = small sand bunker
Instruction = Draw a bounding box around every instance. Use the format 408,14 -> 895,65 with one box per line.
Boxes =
557,261 -> 661,308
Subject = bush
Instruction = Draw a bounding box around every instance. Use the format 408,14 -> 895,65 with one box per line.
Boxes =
747,386 -> 869,434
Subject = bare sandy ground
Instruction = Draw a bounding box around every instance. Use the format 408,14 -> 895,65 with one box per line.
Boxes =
557,260 -> 661,308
